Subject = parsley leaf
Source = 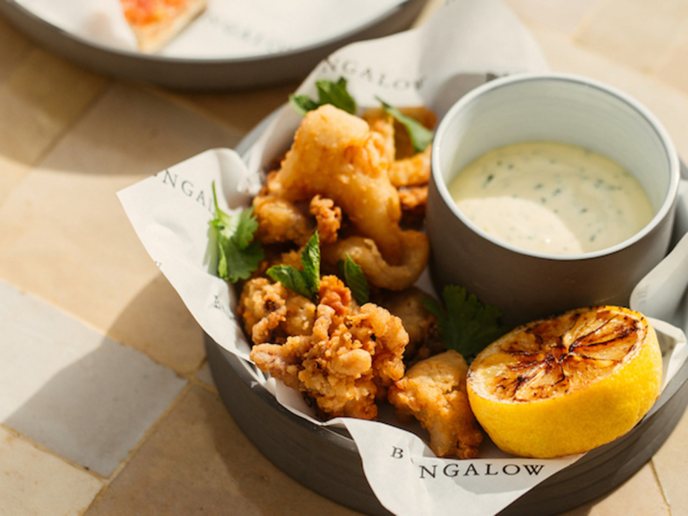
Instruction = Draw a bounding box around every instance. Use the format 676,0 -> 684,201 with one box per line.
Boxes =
290,77 -> 357,115
424,285 -> 504,359
266,231 -> 321,300
339,255 -> 369,305
377,97 -> 434,152
210,182 -> 264,283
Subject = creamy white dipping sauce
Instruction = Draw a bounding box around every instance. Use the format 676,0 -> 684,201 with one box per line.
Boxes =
448,141 -> 654,255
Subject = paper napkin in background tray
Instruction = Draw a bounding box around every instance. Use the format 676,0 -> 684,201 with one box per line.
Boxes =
118,1 -> 688,515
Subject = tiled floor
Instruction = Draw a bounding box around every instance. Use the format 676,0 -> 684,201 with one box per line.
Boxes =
0,0 -> 686,514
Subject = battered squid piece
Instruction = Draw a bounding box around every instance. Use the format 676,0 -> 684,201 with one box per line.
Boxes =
378,287 -> 443,362
389,147 -> 431,188
398,186 -> 428,225
239,277 -> 316,345
253,194 -> 313,246
365,111 -> 396,164
388,350 -> 483,459
267,104 -> 423,262
322,231 -> 429,291
309,195 -> 342,244
249,276 -> 409,419
363,106 -> 437,160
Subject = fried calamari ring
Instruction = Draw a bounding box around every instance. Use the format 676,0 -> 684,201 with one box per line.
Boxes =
389,146 -> 431,188
322,230 -> 429,291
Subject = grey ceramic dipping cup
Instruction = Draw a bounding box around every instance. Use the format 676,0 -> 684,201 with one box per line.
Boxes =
427,73 -> 681,326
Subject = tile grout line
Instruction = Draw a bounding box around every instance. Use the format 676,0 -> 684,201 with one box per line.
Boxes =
0,423 -> 106,484
138,83 -> 247,136
27,79 -> 113,169
0,78 -> 112,212
81,381 -> 194,515
650,459 -> 673,514
4,279 -> 205,379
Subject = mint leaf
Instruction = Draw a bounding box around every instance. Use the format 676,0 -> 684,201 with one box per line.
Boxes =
290,77 -> 357,115
300,232 -> 320,297
266,231 -> 321,301
339,255 -> 369,305
315,77 -> 357,114
423,285 -> 504,359
210,182 -> 264,283
290,94 -> 319,115
266,265 -> 311,299
377,97 -> 434,152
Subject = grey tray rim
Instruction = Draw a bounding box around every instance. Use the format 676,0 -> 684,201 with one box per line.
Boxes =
0,0 -> 426,90
206,111 -> 688,515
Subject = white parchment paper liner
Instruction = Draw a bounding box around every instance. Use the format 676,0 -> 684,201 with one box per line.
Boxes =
118,2 -> 688,514
15,0 -> 405,59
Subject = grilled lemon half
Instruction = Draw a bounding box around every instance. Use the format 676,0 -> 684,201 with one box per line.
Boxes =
466,306 -> 662,458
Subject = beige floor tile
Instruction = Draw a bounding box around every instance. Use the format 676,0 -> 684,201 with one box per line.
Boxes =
0,49 -> 106,165
173,81 -> 297,139
0,17 -> 33,82
506,0 -> 602,35
652,407 -> 688,512
562,462 -> 668,515
0,82 -> 237,373
655,25 -> 688,97
86,386 -> 359,516
0,281 -> 186,476
573,0 -> 688,73
0,426 -> 103,516
533,28 -> 688,160
0,155 -> 29,207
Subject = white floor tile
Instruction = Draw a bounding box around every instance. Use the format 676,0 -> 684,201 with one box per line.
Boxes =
0,281 -> 186,476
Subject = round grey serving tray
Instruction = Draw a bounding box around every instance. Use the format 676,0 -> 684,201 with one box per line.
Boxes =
0,0 -> 426,90
206,337 -> 688,515
204,111 -> 688,515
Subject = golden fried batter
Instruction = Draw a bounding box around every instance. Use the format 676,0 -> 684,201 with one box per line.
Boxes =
267,105 -> 425,265
239,277 -> 316,344
322,231 -> 429,291
253,194 -> 313,246
363,106 -> 437,160
388,350 -> 483,459
389,147 -> 431,188
249,276 -> 408,419
378,288 -> 443,362
309,195 -> 341,244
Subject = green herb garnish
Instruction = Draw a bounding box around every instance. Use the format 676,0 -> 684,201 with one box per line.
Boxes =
290,77 -> 357,115
377,97 -> 434,152
423,285 -> 504,359
339,254 -> 369,305
267,232 -> 320,300
210,183 -> 264,283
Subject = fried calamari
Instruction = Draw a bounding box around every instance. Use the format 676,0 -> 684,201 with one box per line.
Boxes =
388,350 -> 483,459
239,277 -> 316,345
257,105 -> 429,290
322,231 -> 429,291
378,288 -> 444,362
249,276 -> 408,419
